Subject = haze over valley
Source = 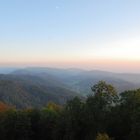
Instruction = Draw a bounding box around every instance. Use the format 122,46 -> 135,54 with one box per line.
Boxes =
0,67 -> 139,108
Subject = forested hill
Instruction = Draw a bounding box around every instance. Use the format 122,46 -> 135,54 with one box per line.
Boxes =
12,67 -> 140,95
0,67 -> 140,108
0,74 -> 81,108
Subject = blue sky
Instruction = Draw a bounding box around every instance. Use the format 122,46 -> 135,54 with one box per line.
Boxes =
0,0 -> 140,72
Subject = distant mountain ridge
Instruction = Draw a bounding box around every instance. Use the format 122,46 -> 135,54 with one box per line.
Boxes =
12,67 -> 140,95
0,67 -> 139,108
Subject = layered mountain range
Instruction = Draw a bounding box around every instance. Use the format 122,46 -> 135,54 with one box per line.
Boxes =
0,67 -> 140,108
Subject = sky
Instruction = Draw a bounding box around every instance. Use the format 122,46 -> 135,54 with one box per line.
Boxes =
0,0 -> 140,72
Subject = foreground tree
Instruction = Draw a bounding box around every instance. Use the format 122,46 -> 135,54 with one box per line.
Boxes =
96,133 -> 112,140
91,81 -> 118,106
62,97 -> 86,140
120,89 -> 140,140
1,81 -> 140,140
84,81 -> 119,139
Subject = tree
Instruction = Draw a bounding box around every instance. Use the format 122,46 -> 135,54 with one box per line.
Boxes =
0,109 -> 31,140
84,81 -> 119,139
120,89 -> 140,140
96,133 -> 112,140
106,89 -> 140,140
91,81 -> 118,106
0,102 -> 13,112
26,109 -> 41,140
57,97 -> 86,140
39,102 -> 61,140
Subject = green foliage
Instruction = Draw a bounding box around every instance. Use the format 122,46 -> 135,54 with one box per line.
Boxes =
91,81 -> 118,106
119,89 -> 140,140
0,109 -> 31,140
0,81 -> 140,140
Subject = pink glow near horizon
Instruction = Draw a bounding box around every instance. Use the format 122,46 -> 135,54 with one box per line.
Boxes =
0,58 -> 140,73
1,1 -> 140,73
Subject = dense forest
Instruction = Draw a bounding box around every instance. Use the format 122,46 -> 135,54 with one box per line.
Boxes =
0,81 -> 140,140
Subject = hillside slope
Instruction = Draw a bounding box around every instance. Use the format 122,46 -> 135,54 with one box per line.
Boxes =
12,67 -> 140,95
0,74 -> 80,108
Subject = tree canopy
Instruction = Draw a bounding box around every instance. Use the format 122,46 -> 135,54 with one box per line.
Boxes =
0,81 -> 140,140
